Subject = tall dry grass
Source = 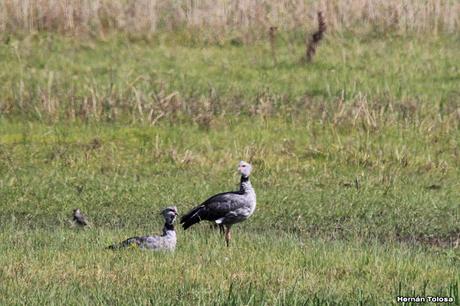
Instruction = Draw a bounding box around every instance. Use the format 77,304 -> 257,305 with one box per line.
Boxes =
0,0 -> 459,38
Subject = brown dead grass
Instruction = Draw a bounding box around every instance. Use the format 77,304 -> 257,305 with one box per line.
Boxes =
0,0 -> 459,38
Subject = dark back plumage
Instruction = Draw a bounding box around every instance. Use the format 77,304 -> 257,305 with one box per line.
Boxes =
180,191 -> 240,230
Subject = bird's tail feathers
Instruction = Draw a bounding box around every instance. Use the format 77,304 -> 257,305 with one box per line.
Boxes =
180,206 -> 204,230
106,237 -> 140,250
106,243 -> 119,250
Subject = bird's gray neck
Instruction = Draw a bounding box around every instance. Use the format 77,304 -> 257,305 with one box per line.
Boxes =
162,223 -> 176,236
239,175 -> 253,193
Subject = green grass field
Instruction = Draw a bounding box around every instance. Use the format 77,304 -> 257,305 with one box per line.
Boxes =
0,30 -> 459,305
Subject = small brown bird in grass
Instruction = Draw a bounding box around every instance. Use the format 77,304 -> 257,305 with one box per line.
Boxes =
425,184 -> 441,190
72,208 -> 89,227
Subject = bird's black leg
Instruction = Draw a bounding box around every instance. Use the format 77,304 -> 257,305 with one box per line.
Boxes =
210,223 -> 225,234
224,225 -> 232,247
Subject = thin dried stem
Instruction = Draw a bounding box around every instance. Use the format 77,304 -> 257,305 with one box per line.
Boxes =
305,11 -> 327,63
269,26 -> 278,64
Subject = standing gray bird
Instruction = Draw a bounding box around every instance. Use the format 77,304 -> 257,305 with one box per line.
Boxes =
108,206 -> 178,251
72,208 -> 89,227
180,161 -> 256,246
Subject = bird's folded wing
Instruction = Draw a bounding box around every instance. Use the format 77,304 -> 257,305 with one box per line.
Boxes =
202,192 -> 246,215
144,236 -> 163,249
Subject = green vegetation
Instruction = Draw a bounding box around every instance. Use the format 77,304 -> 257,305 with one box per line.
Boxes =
1,33 -> 459,122
0,21 -> 459,305
1,117 -> 458,304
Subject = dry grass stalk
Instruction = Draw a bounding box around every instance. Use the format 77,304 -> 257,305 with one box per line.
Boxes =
305,11 -> 326,63
269,26 -> 278,64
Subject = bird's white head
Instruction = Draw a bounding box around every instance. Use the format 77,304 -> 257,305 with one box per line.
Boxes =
161,206 -> 179,224
238,161 -> 252,178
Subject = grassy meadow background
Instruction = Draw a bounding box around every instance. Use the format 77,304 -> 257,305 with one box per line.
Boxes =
0,0 -> 459,304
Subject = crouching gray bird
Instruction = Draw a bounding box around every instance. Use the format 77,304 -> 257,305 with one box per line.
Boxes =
180,161 -> 256,246
108,206 -> 178,251
72,208 -> 89,227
